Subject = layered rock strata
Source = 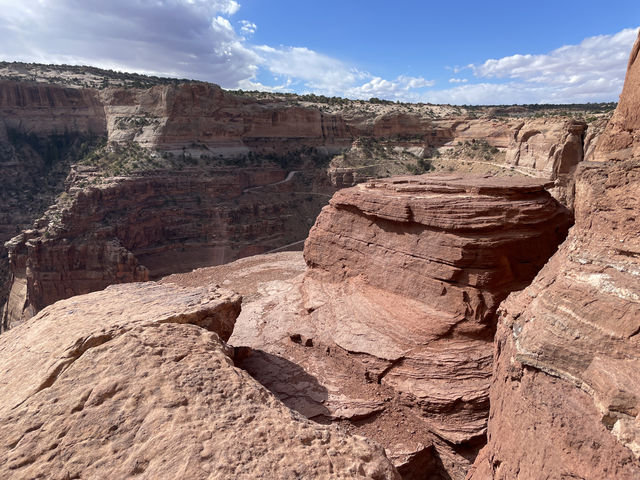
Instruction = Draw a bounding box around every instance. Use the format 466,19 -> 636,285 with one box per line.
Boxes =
0,282 -> 399,479
468,31 -> 640,479
164,174 -> 572,479
468,159 -> 640,480
0,76 -> 607,331
0,82 -> 108,327
100,82 -> 352,155
504,118 -> 588,207
3,165 -> 328,329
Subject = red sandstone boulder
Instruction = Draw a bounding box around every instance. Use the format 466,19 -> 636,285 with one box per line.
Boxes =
164,174 -> 572,479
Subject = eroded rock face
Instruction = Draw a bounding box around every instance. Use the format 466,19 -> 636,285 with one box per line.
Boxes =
505,118 -> 588,207
0,82 -> 108,328
468,160 -> 640,480
3,165 -> 327,329
595,31 -> 640,161
164,175 -> 571,479
467,30 -> 640,480
0,81 -> 106,135
0,282 -> 399,479
101,83 -> 352,155
303,175 -> 571,445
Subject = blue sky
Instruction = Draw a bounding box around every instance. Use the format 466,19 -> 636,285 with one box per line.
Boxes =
0,0 -> 638,104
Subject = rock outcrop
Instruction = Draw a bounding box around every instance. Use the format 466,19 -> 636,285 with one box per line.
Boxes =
0,82 -> 108,326
164,174 -> 572,479
101,82 -> 352,155
595,31 -> 640,161
468,160 -> 640,480
468,30 -> 640,480
0,81 -> 106,135
504,118 -> 588,207
0,282 -> 399,479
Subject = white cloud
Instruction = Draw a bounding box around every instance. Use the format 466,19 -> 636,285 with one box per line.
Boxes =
252,45 -> 366,94
445,27 -> 639,104
0,2 -> 635,104
344,75 -> 435,101
0,0 -> 258,86
240,20 -> 257,35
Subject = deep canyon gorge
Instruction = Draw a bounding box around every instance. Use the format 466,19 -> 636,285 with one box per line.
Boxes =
0,30 -> 638,480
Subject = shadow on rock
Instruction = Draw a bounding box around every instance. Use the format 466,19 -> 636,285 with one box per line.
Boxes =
234,348 -> 330,420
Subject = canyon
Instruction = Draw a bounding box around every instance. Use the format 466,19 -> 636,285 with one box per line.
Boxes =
0,68 -> 610,329
0,29 -> 638,480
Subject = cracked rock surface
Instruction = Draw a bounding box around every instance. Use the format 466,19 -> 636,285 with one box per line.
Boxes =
0,282 -> 399,479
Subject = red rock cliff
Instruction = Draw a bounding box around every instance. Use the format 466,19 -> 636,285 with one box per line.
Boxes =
594,31 -> 640,161
3,165 -> 327,329
468,30 -> 640,480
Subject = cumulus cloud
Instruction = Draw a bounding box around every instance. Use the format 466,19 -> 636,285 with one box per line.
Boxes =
0,0 -> 433,98
344,76 -> 435,101
448,78 -> 468,84
252,45 -> 366,93
0,0 -> 258,85
240,20 -> 257,36
449,27 -> 639,104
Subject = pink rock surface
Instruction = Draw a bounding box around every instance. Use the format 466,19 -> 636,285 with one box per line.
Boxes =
0,282 -> 399,479
164,174 -> 571,479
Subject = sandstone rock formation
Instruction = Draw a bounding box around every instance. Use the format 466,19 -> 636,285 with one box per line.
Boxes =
504,118 -> 588,207
468,160 -> 640,480
164,174 -> 572,479
0,282 -> 399,479
0,70 -> 611,330
101,82 -> 352,155
595,31 -> 640,161
0,81 -> 106,136
0,81 -> 108,328
468,29 -> 640,480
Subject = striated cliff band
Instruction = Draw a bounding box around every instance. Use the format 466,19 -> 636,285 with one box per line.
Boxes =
0,65 -> 613,330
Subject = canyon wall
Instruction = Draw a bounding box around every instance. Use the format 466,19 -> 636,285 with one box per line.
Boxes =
468,159 -> 640,480
101,82 -> 352,155
2,164 -> 328,329
0,82 -> 108,328
468,30 -> 640,480
1,75 -> 608,332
